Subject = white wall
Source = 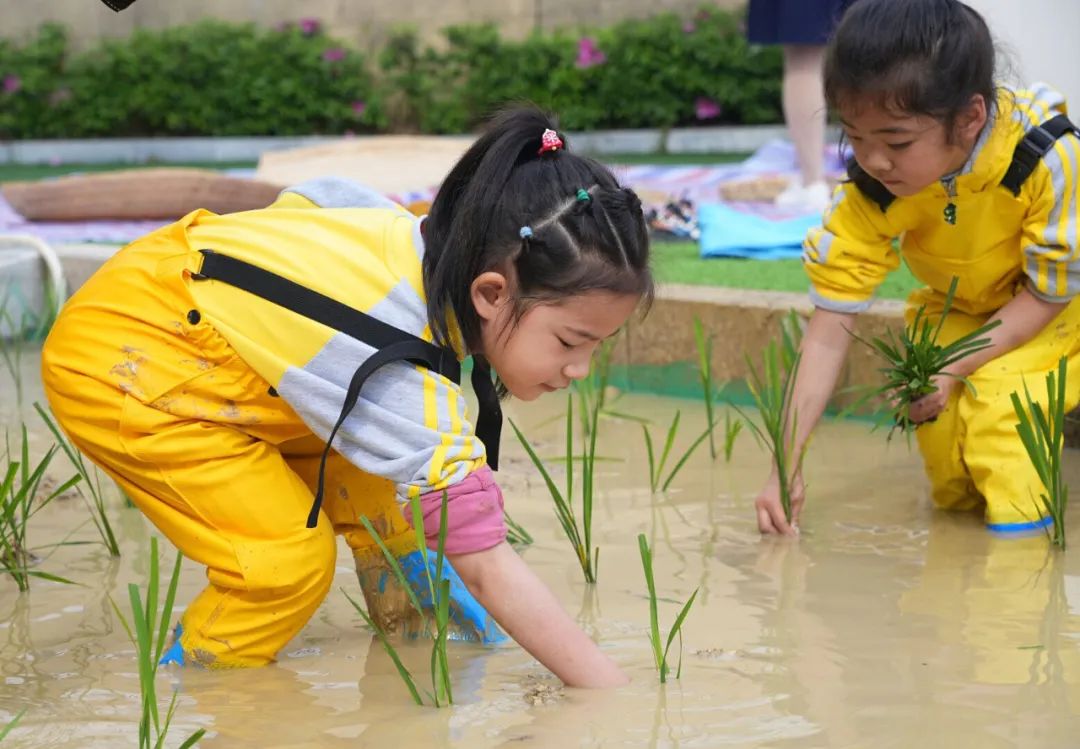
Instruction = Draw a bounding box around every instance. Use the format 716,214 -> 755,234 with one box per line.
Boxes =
966,0 -> 1080,108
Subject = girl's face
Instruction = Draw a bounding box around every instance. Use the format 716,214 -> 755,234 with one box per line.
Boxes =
471,275 -> 639,401
839,96 -> 987,197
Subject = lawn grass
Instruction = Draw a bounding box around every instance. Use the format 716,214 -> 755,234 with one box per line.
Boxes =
653,241 -> 920,300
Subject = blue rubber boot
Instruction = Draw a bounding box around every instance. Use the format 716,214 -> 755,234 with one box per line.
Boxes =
159,623 -> 186,667
395,550 -> 506,644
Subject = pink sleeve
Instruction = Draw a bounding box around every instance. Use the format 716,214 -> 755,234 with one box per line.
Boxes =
409,465 -> 507,554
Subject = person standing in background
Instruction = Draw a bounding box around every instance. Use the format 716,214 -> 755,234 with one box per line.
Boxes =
747,0 -> 854,214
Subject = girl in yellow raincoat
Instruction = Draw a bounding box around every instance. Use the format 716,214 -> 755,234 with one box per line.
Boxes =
754,0 -> 1080,535
42,107 -> 650,686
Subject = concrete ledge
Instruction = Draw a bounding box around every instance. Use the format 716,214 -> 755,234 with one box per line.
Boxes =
612,283 -> 904,408
53,243 -> 120,294
0,248 -> 45,338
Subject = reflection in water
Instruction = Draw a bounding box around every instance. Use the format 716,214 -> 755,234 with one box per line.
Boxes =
1,351 -> 1079,747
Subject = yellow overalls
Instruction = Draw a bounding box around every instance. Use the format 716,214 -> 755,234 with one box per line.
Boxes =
804,84 -> 1080,531
41,180 -> 489,666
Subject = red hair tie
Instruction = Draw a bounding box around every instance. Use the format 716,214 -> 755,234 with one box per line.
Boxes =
538,128 -> 563,155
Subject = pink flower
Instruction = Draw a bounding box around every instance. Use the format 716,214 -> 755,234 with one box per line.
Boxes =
575,37 -> 607,69
683,21 -> 696,34
694,96 -> 722,121
351,100 -> 367,118
3,75 -> 21,94
299,17 -> 321,36
322,47 -> 346,63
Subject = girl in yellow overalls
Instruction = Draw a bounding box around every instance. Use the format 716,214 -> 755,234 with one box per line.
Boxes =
42,106 -> 650,687
754,0 -> 1080,535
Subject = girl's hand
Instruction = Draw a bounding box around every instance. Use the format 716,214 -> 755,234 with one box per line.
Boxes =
449,542 -> 629,688
906,374 -> 961,425
754,469 -> 805,536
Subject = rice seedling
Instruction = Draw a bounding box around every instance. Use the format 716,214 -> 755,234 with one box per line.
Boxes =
849,277 -> 1000,438
573,337 -> 614,438
35,403 -> 121,557
779,308 -> 804,372
735,340 -> 803,524
0,710 -> 25,742
504,509 -> 533,547
410,493 -> 453,706
346,493 -> 454,707
1,426 -> 82,592
510,393 -> 600,583
722,410 -> 743,462
1011,356 -> 1070,548
110,536 -> 205,749
637,534 -> 698,683
693,318 -> 720,460
641,411 -> 716,493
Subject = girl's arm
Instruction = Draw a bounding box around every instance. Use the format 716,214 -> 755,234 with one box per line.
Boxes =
448,542 -> 629,688
756,308 -> 854,535
907,287 -> 1069,423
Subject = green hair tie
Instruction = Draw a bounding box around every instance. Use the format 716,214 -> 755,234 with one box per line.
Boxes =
576,188 -> 591,202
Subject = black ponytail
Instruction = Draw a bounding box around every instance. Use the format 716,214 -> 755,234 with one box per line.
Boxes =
423,105 -> 652,352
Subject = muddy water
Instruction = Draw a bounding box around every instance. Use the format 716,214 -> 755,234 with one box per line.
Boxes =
2,347 -> 1079,748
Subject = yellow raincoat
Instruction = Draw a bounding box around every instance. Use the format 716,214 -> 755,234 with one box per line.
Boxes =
803,84 -> 1080,531
41,179 -> 487,665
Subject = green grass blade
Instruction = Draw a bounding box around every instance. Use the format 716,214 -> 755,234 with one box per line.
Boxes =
109,594 -> 137,647
566,395 -> 574,508
661,588 -> 700,669
25,570 -> 79,585
153,550 -> 183,666
661,420 -> 716,492
637,534 -> 663,675
177,730 -> 207,749
503,510 -> 533,547
358,514 -> 426,618
656,411 -> 681,479
0,709 -> 25,741
408,496 -> 437,607
508,418 -> 583,554
642,425 -> 657,491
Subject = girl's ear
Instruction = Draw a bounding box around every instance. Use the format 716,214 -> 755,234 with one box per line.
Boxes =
470,271 -> 511,322
955,93 -> 989,142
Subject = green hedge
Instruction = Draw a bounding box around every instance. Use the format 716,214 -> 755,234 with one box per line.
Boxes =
0,9 -> 781,139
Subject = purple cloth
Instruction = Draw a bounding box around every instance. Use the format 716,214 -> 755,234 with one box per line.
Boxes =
0,141 -> 850,243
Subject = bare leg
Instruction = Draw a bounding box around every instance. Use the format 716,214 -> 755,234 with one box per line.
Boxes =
782,44 -> 828,187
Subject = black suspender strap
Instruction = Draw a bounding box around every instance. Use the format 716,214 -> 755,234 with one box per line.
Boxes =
470,357 -> 502,474
1000,113 -> 1080,196
191,249 -> 503,528
845,156 -> 896,213
846,113 -> 1080,208
308,340 -> 447,528
194,249 -> 460,382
